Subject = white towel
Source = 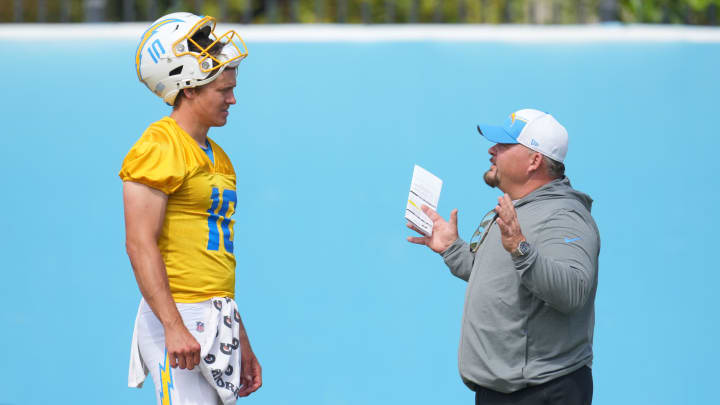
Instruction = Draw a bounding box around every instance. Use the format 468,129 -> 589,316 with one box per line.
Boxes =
199,297 -> 243,404
128,301 -> 148,388
128,297 -> 244,405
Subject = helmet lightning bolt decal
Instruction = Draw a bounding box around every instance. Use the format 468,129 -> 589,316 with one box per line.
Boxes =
135,18 -> 183,80
159,349 -> 175,405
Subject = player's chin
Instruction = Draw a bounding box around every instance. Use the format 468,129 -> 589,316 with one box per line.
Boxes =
213,114 -> 229,127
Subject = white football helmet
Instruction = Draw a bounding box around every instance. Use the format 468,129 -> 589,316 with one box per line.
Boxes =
135,12 -> 248,105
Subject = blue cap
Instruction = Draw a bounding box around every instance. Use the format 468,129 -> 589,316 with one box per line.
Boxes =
476,112 -> 527,144
476,109 -> 569,162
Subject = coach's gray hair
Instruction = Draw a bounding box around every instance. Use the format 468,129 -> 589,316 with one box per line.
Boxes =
543,156 -> 565,179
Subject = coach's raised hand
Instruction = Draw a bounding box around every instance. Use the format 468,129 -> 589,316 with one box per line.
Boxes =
407,205 -> 459,253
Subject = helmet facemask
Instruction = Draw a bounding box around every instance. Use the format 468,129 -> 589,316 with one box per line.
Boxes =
175,17 -> 248,75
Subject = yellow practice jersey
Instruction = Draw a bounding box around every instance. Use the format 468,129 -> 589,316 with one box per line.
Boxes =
119,117 -> 237,303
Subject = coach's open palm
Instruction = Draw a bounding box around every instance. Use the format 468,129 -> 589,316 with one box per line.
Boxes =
407,206 -> 459,253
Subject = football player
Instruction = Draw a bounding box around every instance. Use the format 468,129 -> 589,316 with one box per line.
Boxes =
120,12 -> 261,404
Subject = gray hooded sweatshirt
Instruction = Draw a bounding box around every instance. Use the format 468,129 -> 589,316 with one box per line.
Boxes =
441,177 -> 600,394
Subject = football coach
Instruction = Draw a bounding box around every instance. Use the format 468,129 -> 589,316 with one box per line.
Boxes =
408,109 -> 600,405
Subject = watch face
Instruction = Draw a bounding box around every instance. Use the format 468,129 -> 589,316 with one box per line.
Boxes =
518,241 -> 530,255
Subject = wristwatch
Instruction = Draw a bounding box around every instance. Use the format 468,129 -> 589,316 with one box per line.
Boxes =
511,240 -> 530,258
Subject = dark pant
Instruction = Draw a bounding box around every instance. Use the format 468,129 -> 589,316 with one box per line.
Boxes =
474,366 -> 593,405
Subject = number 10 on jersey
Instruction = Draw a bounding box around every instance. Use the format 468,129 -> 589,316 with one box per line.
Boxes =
207,188 -> 237,253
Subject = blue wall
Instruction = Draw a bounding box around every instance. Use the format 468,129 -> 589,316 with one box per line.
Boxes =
1,33 -> 719,404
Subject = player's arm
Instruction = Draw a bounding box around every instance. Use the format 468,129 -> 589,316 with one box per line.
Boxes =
235,313 -> 262,396
123,180 -> 201,370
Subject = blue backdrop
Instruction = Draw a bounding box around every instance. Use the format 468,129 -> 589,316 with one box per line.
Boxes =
1,29 -> 718,404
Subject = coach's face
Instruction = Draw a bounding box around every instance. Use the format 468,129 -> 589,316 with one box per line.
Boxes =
195,68 -> 237,127
484,143 -> 531,190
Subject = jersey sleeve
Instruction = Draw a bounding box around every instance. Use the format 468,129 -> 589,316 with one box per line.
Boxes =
118,127 -> 186,194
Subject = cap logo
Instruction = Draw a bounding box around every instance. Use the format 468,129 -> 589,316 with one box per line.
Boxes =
502,113 -> 527,140
531,139 -> 539,147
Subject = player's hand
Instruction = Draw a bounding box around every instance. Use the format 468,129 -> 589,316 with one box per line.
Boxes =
164,323 -> 201,370
237,349 -> 262,397
406,205 -> 459,253
494,193 -> 525,253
